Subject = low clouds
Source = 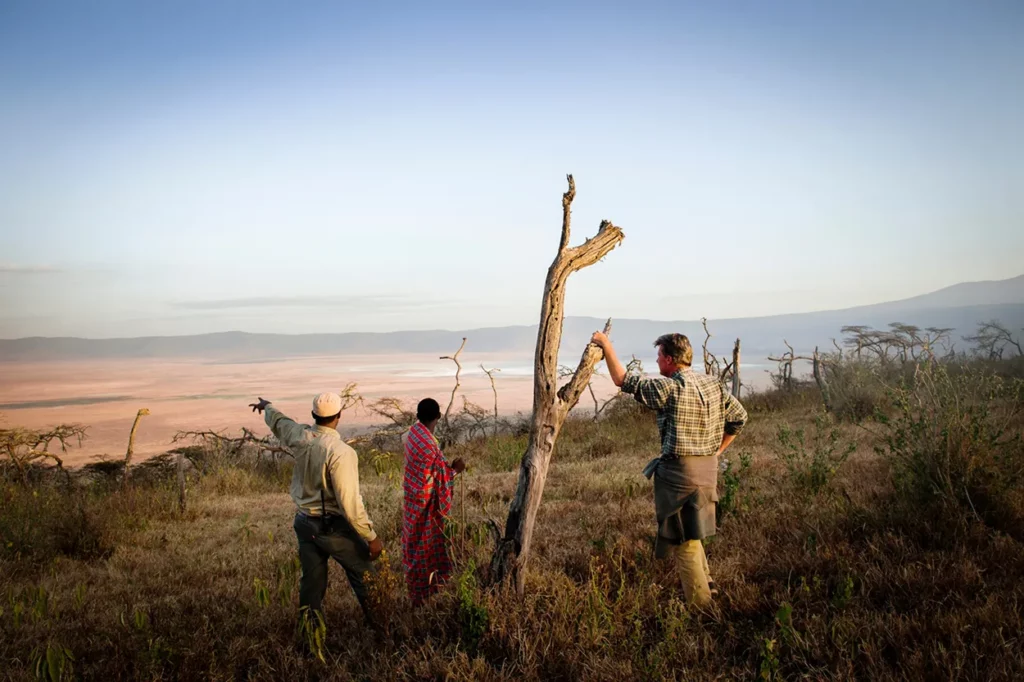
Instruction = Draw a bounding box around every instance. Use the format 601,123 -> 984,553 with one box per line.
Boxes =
0,264 -> 63,274
168,294 -> 451,312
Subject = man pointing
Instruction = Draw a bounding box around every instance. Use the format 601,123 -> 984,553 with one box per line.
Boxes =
250,392 -> 382,626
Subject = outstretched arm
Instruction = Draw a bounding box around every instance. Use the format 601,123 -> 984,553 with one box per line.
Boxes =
249,398 -> 306,449
592,332 -> 673,409
591,331 -> 627,387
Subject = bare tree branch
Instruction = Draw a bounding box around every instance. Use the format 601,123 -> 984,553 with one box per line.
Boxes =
481,364 -> 501,438
700,317 -> 721,377
1,424 -> 88,485
440,337 -> 467,444
557,319 -> 612,416
558,174 -> 575,253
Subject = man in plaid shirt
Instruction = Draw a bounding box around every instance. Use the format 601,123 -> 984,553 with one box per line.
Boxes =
591,330 -> 747,607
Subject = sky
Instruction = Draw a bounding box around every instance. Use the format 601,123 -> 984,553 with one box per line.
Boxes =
1,1 -> 1022,338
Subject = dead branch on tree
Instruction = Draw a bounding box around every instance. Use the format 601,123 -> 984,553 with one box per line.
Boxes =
1,424 -> 87,485
481,364 -> 501,438
964,320 -> 1022,360
439,337 -> 467,445
768,340 -> 814,391
458,396 -> 492,441
561,363 -> 619,421
172,427 -> 293,466
490,175 -> 624,594
700,317 -> 722,377
362,397 -> 417,449
336,382 -> 365,415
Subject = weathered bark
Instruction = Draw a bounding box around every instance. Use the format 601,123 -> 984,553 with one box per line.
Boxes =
731,338 -> 741,398
490,175 -> 624,594
122,408 -> 150,489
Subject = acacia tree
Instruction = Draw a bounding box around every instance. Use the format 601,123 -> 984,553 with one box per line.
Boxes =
1,424 -> 88,485
964,320 -> 1022,360
489,175 -> 624,593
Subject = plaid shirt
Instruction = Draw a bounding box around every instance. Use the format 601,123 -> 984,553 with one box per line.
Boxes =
622,369 -> 747,459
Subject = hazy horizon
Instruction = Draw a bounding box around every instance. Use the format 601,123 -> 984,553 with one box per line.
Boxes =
3,2 -> 1022,338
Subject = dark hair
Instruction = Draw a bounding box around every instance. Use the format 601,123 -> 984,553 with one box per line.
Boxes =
654,333 -> 693,367
417,398 -> 441,423
312,411 -> 341,426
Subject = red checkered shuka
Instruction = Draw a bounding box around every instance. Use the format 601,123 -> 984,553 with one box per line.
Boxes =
402,422 -> 455,606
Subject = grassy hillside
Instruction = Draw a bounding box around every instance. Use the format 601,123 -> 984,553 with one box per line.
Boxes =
2,358 -> 1023,680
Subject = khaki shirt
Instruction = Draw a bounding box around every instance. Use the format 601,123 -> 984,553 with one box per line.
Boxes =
264,406 -> 376,542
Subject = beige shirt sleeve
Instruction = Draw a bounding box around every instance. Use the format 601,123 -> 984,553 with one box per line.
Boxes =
263,406 -> 307,449
327,443 -> 377,542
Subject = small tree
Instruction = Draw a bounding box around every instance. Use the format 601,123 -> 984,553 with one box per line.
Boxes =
964,320 -> 1022,360
1,424 -> 88,485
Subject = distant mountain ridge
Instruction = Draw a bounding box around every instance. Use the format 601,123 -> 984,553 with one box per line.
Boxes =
2,275 -> 1022,362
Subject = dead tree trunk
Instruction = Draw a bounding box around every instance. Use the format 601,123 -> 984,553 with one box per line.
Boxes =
177,450 -> 187,513
812,347 -> 833,413
439,338 -> 467,447
489,175 -> 624,594
122,408 -> 150,489
731,338 -> 741,398
700,317 -> 720,377
481,365 -> 501,438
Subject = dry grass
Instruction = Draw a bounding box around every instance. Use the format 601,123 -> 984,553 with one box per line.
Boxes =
2,371 -> 1024,681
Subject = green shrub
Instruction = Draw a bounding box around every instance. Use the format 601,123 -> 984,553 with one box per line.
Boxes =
876,363 -> 1024,536
773,414 -> 854,498
717,451 -> 752,520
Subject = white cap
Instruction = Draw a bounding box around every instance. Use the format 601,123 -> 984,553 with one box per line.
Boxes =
312,392 -> 343,418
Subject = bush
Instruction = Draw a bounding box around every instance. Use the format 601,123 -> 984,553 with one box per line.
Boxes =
717,451 -> 752,520
0,485 -> 112,563
0,482 -> 181,564
743,385 -> 821,415
820,356 -> 891,422
875,363 -> 1024,537
773,413 -> 855,498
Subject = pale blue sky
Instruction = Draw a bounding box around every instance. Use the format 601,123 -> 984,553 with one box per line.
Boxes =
1,1 -> 1022,338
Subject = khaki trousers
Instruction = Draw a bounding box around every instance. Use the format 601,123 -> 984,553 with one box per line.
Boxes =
668,539 -> 713,608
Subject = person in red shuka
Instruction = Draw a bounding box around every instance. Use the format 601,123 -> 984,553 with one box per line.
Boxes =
401,398 -> 466,607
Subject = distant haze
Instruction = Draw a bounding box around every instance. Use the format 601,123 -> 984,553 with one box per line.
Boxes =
3,275 -> 1021,363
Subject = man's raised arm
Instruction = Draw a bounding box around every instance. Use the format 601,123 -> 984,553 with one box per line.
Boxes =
249,397 -> 306,449
591,331 -> 627,387
592,331 -> 672,409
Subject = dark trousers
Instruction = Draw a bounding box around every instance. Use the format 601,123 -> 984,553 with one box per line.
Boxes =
293,513 -> 376,616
